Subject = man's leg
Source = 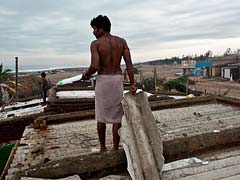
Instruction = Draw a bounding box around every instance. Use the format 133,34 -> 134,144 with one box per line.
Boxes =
41,89 -> 46,104
97,122 -> 107,152
43,89 -> 47,104
112,122 -> 121,150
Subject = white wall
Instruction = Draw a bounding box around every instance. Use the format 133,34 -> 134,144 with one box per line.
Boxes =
224,68 -> 231,79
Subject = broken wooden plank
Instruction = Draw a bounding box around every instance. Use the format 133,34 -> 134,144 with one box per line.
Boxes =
0,141 -> 20,180
120,91 -> 164,180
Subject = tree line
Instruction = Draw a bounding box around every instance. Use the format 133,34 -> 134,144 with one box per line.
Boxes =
141,48 -> 240,65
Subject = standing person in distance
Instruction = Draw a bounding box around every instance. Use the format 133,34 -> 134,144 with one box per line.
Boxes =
41,72 -> 48,105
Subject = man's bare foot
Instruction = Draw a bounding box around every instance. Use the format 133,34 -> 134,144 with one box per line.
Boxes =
41,102 -> 47,106
100,146 -> 107,153
109,147 -> 119,154
112,146 -> 119,151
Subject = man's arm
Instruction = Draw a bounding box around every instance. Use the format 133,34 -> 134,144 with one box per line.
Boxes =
122,39 -> 136,95
82,41 -> 99,80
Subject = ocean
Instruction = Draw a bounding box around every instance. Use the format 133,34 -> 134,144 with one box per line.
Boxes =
6,64 -> 87,74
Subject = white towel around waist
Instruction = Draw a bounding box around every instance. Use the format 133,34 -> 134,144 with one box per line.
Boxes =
95,75 -> 123,124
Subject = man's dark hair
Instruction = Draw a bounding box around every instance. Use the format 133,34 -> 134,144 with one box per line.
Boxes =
90,15 -> 111,33
41,72 -> 46,78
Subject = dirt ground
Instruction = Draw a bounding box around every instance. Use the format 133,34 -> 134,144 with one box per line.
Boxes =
189,77 -> 240,98
46,64 -> 239,99
46,64 -> 182,84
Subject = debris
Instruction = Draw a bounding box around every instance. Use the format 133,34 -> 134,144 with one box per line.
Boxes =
162,123 -> 167,127
219,120 -> 224,124
91,148 -> 99,153
197,113 -> 202,117
120,91 -> 164,180
100,175 -> 131,180
186,94 -> 195,98
43,158 -> 50,163
163,157 -> 209,172
33,116 -> 47,130
7,113 -> 15,117
207,117 -> 211,120
30,144 -> 43,154
20,174 -> 82,180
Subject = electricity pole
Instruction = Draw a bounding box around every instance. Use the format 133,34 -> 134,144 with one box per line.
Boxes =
15,57 -> 18,101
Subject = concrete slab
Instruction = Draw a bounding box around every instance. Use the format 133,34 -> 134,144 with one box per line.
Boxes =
162,146 -> 240,180
5,120 -> 116,180
6,100 -> 240,179
120,92 -> 164,180
153,102 -> 240,161
99,175 -> 131,180
0,105 -> 45,120
153,103 -> 240,141
20,175 -> 81,180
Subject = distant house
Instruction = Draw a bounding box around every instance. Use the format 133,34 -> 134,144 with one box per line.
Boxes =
182,60 -> 213,76
221,63 -> 240,81
173,61 -> 178,65
181,60 -> 196,76
210,65 -> 222,77
194,60 -> 212,77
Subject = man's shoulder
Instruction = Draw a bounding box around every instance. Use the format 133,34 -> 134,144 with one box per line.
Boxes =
112,35 -> 125,41
90,40 -> 99,48
91,39 -> 98,44
111,35 -> 128,47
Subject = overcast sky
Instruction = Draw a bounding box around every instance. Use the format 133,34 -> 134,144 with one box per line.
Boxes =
1,0 -> 240,70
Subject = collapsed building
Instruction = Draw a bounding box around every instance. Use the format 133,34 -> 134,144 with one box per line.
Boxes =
1,74 -> 240,179
0,92 -> 239,179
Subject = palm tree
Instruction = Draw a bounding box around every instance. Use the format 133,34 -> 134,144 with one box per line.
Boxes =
0,64 -> 12,83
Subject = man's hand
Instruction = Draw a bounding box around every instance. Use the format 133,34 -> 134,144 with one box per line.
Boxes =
80,71 -> 90,81
130,84 -> 136,95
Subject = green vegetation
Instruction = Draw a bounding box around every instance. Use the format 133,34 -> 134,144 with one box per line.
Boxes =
141,75 -> 195,93
163,76 -> 195,93
0,144 -> 15,175
0,64 -> 12,83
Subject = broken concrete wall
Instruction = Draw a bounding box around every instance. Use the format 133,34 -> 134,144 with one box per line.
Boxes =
120,91 -> 164,180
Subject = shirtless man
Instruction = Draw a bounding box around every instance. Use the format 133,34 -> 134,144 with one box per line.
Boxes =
81,15 -> 136,152
41,72 -> 48,105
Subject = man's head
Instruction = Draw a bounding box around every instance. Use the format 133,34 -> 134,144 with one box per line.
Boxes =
41,72 -> 46,78
90,15 -> 111,39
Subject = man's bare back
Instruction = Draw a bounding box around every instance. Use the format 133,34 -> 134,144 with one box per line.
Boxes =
81,15 -> 136,152
91,34 -> 128,75
82,15 -> 135,92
